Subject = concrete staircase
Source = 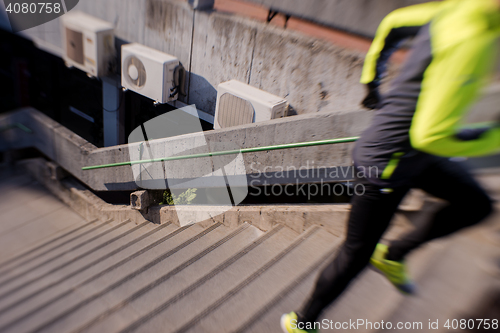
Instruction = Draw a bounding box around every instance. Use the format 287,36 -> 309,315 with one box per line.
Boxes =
1,167 -> 499,333
0,167 -> 343,333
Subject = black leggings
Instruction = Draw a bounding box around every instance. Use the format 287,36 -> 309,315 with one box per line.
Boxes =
298,158 -> 493,323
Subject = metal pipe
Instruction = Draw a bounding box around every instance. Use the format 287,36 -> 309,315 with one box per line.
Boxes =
82,136 -> 359,170
0,123 -> 33,133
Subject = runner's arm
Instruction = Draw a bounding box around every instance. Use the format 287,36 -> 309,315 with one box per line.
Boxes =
360,2 -> 444,86
410,35 -> 500,157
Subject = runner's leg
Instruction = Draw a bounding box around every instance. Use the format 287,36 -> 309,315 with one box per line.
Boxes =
387,159 -> 493,261
297,177 -> 409,324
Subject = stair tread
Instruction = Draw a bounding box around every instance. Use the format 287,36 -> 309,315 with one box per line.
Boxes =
379,232 -> 500,333
241,231 -> 450,333
0,222 -> 180,328
0,218 -> 122,283
0,202 -> 88,263
176,227 -> 340,333
0,219 -> 138,297
8,222 -> 250,333
3,220 -> 155,304
0,222 -> 208,333
92,226 -> 331,333
78,223 -> 271,333
0,218 -> 103,275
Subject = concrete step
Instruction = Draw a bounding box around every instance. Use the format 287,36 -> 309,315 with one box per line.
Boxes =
0,218 -> 111,279
231,227 -> 448,333
89,226 -> 330,333
5,221 -> 233,333
0,178 -> 49,217
0,221 -> 203,333
312,241 -> 447,333
0,219 -> 140,299
0,192 -> 67,239
0,218 -> 124,286
0,219 -> 157,309
0,184 -> 90,262
242,250 -> 338,333
0,221 -> 180,327
70,222 -> 273,333
174,226 -> 341,333
378,227 -> 500,333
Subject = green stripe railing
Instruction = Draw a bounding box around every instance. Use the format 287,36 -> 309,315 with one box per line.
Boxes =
0,123 -> 32,133
81,136 -> 359,170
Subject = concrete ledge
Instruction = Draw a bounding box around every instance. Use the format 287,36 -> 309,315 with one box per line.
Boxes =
131,190 -> 163,211
19,158 -> 147,224
146,203 -> 359,236
241,0 -> 428,38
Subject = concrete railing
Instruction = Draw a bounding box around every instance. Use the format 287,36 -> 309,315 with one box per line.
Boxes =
0,107 -> 373,191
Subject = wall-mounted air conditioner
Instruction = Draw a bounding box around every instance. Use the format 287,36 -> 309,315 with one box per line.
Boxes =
121,43 -> 182,104
61,11 -> 115,77
214,80 -> 288,129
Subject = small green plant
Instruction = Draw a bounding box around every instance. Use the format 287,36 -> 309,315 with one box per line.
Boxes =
161,190 -> 175,205
161,188 -> 197,205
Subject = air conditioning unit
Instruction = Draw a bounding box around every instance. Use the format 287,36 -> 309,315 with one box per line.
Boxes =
121,43 -> 181,104
214,80 -> 288,129
61,11 -> 115,77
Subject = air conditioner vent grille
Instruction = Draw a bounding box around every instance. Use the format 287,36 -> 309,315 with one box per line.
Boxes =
65,28 -> 84,65
124,56 -> 147,88
218,93 -> 255,128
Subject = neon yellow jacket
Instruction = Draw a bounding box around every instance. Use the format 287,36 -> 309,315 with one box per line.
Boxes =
359,0 -> 500,158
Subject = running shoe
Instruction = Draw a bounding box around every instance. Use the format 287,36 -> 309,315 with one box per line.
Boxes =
370,243 -> 416,295
280,312 -> 318,333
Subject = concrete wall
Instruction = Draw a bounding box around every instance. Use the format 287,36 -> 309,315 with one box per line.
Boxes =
16,0 -> 367,116
246,0 -> 431,37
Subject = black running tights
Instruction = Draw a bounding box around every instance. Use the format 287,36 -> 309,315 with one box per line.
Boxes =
298,158 -> 493,324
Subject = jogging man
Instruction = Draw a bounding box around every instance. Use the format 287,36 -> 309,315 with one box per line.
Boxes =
281,0 -> 500,332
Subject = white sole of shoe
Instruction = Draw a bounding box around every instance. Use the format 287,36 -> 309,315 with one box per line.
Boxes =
280,313 -> 290,333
